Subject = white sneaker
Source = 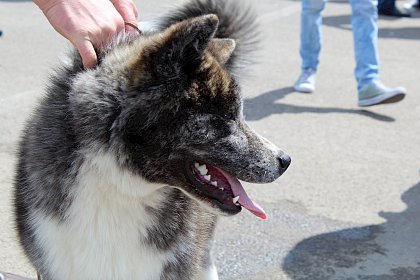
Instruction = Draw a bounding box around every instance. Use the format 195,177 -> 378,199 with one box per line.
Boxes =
294,69 -> 316,93
404,0 -> 420,10
358,80 -> 406,107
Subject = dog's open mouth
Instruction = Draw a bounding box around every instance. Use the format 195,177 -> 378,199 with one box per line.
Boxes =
186,161 -> 267,219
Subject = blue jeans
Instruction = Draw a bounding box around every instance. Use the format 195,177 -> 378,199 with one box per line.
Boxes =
300,0 -> 379,91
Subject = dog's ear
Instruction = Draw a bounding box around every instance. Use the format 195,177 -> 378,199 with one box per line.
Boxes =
151,14 -> 219,74
207,39 -> 236,65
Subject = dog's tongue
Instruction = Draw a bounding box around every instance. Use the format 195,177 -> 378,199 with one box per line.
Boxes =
216,168 -> 267,219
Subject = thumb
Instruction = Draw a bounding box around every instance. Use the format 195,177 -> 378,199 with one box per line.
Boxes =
77,40 -> 98,69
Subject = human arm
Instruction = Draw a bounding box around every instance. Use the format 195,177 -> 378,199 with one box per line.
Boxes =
34,0 -> 138,68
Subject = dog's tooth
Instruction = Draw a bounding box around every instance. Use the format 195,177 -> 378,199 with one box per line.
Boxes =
219,187 -> 224,191
198,164 -> 208,175
194,162 -> 200,169
204,175 -> 211,181
211,181 -> 218,187
232,196 -> 240,204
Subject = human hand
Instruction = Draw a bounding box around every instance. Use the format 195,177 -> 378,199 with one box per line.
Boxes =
34,0 -> 138,68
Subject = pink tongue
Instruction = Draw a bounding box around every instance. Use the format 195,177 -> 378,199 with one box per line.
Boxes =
216,168 -> 267,220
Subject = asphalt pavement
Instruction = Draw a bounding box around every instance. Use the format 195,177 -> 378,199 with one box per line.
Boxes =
1,0 -> 419,279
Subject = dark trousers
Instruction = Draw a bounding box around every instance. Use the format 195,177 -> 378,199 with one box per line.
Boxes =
378,0 -> 396,10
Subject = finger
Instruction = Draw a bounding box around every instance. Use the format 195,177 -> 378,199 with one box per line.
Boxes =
111,0 -> 139,31
99,17 -> 125,44
77,40 -> 98,69
114,16 -> 126,34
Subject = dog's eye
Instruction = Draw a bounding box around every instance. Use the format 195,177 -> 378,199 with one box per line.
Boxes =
223,112 -> 236,120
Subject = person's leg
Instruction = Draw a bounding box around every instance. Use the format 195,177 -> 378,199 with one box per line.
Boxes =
378,0 -> 411,17
295,0 -> 326,93
350,0 -> 379,91
300,0 -> 327,71
350,0 -> 406,107
377,0 -> 394,10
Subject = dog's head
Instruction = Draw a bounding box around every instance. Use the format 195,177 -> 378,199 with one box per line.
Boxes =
69,15 -> 290,219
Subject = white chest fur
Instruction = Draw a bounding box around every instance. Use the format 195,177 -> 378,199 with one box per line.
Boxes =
31,152 -> 170,280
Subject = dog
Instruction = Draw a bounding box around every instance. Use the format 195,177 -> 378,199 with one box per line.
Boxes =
14,0 -> 291,279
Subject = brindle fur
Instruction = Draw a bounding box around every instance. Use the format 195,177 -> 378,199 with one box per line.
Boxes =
14,0 -> 289,279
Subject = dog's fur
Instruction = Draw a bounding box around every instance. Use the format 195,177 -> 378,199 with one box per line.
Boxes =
14,0 -> 290,279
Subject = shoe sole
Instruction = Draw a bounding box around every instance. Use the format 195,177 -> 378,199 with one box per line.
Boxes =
358,90 -> 406,107
294,85 -> 314,93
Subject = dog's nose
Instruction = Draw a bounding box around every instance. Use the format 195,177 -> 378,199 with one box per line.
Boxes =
278,153 -> 291,171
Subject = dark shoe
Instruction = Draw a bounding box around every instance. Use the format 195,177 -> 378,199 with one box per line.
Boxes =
379,7 -> 412,17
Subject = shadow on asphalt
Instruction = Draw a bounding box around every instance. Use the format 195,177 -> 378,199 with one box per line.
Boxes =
243,87 -> 395,122
282,181 -> 420,280
322,14 -> 420,41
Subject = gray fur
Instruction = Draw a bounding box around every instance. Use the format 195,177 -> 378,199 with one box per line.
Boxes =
14,0 -> 290,279
156,0 -> 259,78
